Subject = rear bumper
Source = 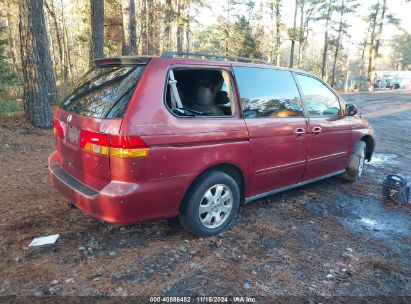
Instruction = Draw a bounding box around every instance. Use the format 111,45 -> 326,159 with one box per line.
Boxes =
48,151 -> 190,224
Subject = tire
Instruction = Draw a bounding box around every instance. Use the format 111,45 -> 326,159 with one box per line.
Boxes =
179,170 -> 240,237
343,141 -> 367,182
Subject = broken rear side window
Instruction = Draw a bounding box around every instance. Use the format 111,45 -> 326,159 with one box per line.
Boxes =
60,66 -> 145,118
165,68 -> 236,117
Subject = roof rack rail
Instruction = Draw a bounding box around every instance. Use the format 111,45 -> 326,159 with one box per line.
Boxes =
161,51 -> 269,64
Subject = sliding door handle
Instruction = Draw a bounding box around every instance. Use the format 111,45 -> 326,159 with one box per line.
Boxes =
294,128 -> 306,136
312,127 -> 322,134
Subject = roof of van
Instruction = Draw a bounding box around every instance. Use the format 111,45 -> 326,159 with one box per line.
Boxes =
93,53 -> 309,75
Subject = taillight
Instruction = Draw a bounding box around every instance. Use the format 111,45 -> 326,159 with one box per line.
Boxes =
79,129 -> 109,156
79,130 -> 149,158
53,119 -> 64,139
109,135 -> 149,158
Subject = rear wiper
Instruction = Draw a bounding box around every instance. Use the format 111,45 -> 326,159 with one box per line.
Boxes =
173,108 -> 208,117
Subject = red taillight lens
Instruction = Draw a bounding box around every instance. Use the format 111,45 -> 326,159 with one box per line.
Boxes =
79,129 -> 110,156
110,135 -> 148,149
79,130 -> 149,158
53,119 -> 64,139
79,129 -> 109,149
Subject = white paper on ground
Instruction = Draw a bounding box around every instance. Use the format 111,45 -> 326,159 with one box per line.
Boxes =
29,234 -> 60,247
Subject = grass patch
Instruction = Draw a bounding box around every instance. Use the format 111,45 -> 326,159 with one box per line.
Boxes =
0,99 -> 22,116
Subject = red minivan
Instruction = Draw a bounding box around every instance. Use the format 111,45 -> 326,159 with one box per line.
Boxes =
49,52 -> 375,236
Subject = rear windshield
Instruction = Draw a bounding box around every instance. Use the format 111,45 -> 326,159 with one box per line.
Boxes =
60,65 -> 145,118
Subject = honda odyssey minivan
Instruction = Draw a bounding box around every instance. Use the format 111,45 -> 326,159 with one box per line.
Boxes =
49,52 -> 375,236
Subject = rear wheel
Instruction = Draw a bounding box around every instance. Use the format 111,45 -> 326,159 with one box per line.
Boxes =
343,141 -> 367,182
179,171 -> 240,237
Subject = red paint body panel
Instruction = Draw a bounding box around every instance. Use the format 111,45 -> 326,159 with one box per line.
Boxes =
48,56 -> 375,224
49,152 -> 192,223
303,116 -> 352,181
244,118 -> 308,196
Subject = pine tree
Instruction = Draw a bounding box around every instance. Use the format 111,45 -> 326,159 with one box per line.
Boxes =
319,0 -> 335,80
0,14 -> 18,89
289,0 -> 298,67
227,16 -> 261,58
19,0 -> 57,127
329,0 -> 358,87
90,0 -> 104,61
121,0 -> 137,55
390,30 -> 411,70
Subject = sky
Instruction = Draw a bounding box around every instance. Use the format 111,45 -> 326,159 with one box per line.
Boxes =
197,0 -> 411,59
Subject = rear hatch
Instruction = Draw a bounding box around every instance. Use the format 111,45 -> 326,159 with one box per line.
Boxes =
53,58 -> 147,190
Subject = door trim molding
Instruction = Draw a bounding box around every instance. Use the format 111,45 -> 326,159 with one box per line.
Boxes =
245,169 -> 345,204
255,160 -> 307,175
307,151 -> 347,164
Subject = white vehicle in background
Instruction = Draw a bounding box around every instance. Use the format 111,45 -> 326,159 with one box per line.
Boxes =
398,78 -> 411,89
389,77 -> 411,90
374,71 -> 411,90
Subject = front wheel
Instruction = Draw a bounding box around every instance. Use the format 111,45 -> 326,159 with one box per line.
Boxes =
343,141 -> 367,182
179,171 -> 240,237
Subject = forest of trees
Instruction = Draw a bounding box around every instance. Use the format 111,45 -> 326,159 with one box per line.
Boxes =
0,0 -> 411,127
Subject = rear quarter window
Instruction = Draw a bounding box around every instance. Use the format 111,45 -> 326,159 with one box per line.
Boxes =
60,65 -> 145,118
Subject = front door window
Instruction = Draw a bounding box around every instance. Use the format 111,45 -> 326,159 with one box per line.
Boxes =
295,74 -> 341,117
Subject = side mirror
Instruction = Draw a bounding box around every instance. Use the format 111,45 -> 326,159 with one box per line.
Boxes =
346,104 -> 358,116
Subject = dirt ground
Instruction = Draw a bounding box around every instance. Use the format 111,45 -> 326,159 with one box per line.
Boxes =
1,90 -> 410,302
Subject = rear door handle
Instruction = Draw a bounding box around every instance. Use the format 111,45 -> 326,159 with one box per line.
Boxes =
312,127 -> 322,134
294,128 -> 306,136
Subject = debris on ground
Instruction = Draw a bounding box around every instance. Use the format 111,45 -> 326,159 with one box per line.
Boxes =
29,234 -> 60,247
